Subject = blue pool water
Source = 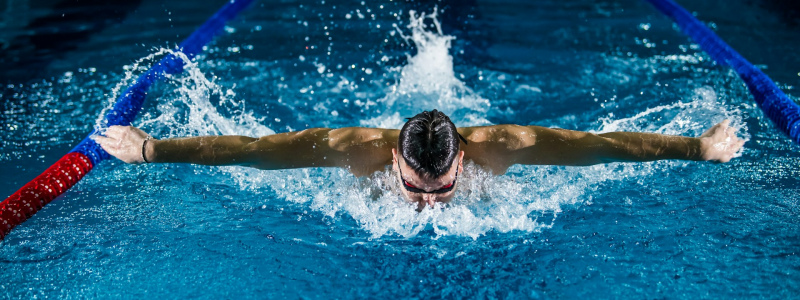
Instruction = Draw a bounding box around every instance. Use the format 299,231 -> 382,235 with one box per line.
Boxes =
2,0 -> 799,298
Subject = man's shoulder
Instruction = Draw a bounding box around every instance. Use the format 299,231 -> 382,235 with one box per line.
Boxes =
327,127 -> 398,150
331,127 -> 398,140
459,124 -> 538,146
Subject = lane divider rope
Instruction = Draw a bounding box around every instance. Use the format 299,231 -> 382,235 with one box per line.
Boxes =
1,0 -> 255,240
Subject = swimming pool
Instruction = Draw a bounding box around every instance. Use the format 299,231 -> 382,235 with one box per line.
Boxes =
2,0 -> 799,297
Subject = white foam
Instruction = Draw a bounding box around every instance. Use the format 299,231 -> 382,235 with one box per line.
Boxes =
134,50 -> 273,138
95,49 -> 273,138
223,162 -> 565,239
95,48 -> 174,131
361,9 -> 491,128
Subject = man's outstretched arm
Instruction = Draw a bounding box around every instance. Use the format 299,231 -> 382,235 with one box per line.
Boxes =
461,120 -> 744,171
525,120 -> 744,166
94,126 -> 396,175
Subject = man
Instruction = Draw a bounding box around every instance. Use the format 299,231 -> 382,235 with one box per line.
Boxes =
95,110 -> 744,209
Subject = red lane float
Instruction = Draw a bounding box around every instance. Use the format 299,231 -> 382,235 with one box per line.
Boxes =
0,152 -> 93,240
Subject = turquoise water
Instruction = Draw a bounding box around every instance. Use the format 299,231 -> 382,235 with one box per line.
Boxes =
1,0 -> 799,298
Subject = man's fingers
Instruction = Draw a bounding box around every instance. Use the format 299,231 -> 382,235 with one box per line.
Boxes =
707,122 -> 722,132
104,126 -> 124,139
93,136 -> 126,159
106,125 -> 135,139
701,120 -> 728,138
724,126 -> 734,136
106,125 -> 123,134
734,139 -> 745,151
715,120 -> 730,136
715,119 -> 731,133
93,135 -> 116,149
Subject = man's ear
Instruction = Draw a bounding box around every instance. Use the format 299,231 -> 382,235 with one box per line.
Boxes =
458,150 -> 465,167
391,148 -> 399,171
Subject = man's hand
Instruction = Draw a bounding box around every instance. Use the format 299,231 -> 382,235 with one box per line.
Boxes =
93,126 -> 152,164
698,120 -> 745,163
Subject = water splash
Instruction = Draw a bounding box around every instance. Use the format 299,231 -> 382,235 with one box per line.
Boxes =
94,48 -> 175,131
92,48 -> 273,138
136,50 -> 274,138
362,9 -> 491,128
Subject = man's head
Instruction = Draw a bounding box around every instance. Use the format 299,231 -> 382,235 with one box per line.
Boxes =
392,110 -> 466,209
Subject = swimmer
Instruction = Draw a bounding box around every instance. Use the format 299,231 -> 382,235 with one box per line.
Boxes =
94,110 -> 744,209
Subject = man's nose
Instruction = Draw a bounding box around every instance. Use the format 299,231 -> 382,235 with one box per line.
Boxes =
422,193 -> 436,207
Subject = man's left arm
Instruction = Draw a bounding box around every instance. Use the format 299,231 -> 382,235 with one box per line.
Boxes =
501,120 -> 744,167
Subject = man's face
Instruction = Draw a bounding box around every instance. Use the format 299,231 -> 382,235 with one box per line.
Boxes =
392,148 -> 464,210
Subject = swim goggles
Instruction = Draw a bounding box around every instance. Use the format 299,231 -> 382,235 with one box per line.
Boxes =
397,161 -> 459,194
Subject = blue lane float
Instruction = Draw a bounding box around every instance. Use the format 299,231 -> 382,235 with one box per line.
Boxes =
644,0 -> 800,144
1,0 -> 256,240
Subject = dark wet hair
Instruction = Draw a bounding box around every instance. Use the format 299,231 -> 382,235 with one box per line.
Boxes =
398,110 -> 467,179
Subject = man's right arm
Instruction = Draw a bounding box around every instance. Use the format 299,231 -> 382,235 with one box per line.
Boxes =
95,126 -> 397,176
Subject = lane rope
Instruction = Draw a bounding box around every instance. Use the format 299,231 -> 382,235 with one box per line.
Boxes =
0,0 -> 255,240
645,0 -> 800,144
